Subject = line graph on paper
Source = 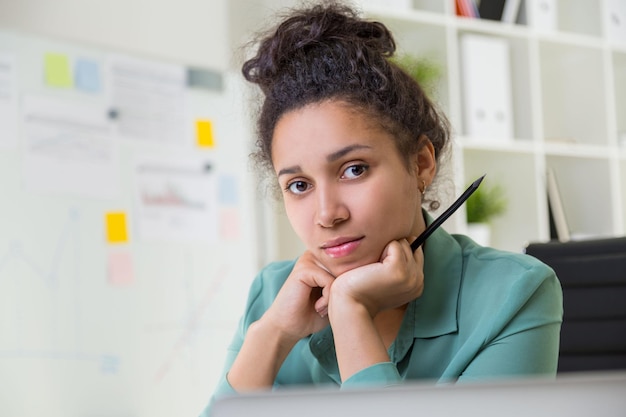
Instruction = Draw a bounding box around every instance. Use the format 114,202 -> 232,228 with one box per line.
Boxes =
0,208 -> 120,374
153,263 -> 230,384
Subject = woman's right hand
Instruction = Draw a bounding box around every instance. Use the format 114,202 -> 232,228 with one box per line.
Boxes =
227,251 -> 335,391
261,251 -> 336,341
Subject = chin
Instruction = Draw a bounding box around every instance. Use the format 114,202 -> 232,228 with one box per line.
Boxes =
324,255 -> 378,278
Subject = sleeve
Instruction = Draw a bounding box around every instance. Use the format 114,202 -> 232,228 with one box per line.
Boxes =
459,264 -> 563,380
341,362 -> 402,389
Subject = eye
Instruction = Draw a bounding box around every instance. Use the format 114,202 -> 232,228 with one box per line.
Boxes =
342,164 -> 368,179
286,180 -> 311,195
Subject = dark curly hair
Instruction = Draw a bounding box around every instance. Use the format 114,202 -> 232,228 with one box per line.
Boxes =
242,1 -> 451,209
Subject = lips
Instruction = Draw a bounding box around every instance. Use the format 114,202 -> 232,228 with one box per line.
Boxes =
321,236 -> 363,258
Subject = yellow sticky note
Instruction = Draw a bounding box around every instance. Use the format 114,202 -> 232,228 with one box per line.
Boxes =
105,212 -> 128,243
196,119 -> 215,148
44,53 -> 73,88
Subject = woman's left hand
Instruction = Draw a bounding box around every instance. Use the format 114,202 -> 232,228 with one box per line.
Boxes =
329,238 -> 424,318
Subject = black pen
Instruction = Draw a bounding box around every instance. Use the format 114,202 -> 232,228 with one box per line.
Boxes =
411,174 -> 486,252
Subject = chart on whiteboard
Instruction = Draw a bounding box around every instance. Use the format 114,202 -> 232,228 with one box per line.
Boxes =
0,29 -> 260,416
0,204 -> 254,417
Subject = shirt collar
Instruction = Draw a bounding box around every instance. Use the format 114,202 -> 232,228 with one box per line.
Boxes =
410,210 -> 463,338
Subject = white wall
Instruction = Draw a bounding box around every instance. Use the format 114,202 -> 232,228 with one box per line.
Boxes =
0,0 -> 229,70
229,0 -> 308,260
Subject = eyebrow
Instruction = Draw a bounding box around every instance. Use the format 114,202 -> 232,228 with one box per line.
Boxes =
327,144 -> 372,163
277,144 -> 372,178
277,165 -> 302,177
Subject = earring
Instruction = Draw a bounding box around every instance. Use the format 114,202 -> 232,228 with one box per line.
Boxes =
420,180 -> 427,196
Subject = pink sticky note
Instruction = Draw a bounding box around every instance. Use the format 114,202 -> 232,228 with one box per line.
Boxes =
107,251 -> 134,286
219,208 -> 241,240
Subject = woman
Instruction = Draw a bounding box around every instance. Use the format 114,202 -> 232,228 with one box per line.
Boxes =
201,2 -> 562,414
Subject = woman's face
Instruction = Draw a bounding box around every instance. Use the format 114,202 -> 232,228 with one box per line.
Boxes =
271,100 -> 432,277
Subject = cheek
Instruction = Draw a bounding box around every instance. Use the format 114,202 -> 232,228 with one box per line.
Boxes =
372,196 -> 412,228
284,201 -> 313,241
367,180 -> 419,232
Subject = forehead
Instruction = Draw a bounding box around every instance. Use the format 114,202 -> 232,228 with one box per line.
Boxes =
279,100 -> 378,131
271,101 -> 393,159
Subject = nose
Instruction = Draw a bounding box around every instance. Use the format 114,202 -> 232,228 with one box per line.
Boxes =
315,184 -> 349,228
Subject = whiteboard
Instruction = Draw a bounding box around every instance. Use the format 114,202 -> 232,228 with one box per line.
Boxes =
0,29 -> 261,417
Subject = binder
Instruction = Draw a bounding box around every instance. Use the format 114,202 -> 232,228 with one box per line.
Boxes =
478,0 -> 506,21
546,168 -> 571,242
517,0 -> 557,31
606,0 -> 626,46
460,34 -> 514,141
478,0 -> 521,23
502,0 -> 522,23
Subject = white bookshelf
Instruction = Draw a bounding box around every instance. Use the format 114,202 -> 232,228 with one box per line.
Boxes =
362,0 -> 626,252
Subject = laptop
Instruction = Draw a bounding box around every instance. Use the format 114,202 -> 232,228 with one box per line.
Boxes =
212,371 -> 626,417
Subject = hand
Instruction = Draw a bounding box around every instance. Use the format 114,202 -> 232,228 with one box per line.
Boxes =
329,238 -> 424,319
262,251 -> 336,342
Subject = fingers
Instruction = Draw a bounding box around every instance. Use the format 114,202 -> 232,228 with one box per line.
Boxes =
308,277 -> 332,317
315,272 -> 334,317
303,261 -> 335,290
315,297 -> 329,318
380,238 -> 417,265
397,236 -> 424,267
382,238 -> 425,294
297,251 -> 335,317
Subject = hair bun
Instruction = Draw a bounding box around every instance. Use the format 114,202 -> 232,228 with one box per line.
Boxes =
243,3 -> 396,92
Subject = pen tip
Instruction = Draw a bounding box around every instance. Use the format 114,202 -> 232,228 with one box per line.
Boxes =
474,174 -> 486,186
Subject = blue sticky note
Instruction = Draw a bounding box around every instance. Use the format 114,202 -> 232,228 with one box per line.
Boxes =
218,175 -> 239,206
75,58 -> 101,93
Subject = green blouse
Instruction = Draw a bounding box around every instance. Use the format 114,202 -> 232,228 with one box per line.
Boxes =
201,217 -> 563,416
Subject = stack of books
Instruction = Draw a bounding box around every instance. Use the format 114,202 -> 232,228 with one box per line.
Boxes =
456,0 -> 557,31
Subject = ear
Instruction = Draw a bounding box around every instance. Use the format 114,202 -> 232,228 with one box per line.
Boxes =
414,136 -> 437,186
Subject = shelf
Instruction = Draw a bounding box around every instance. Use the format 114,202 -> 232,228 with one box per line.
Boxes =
613,51 -> 626,142
459,137 -> 537,153
366,7 -> 447,25
365,0 -> 448,16
455,15 -> 530,38
411,0 -> 449,14
545,154 -> 615,239
539,40 -> 609,146
542,142 -> 614,158
370,0 -> 625,249
556,0 -> 603,38
462,147 -> 542,252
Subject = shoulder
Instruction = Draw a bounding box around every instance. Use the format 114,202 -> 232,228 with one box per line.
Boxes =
249,258 -> 297,300
453,234 -> 562,319
455,234 -> 557,285
257,258 -> 297,281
